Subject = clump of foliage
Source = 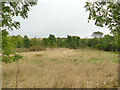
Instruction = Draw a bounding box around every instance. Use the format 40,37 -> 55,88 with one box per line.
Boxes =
2,30 -> 23,63
23,35 -> 30,48
91,31 -> 103,38
11,35 -> 23,48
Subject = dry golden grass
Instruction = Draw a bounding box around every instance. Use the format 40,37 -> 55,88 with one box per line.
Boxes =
2,48 -> 118,88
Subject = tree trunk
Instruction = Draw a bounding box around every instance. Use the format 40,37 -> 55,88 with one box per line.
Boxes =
16,61 -> 19,88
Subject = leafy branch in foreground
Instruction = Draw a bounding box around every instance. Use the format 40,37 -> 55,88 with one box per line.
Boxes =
84,1 -> 120,52
1,1 -> 37,63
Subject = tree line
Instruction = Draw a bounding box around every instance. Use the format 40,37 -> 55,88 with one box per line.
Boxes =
42,33 -> 117,51
3,30 -> 117,52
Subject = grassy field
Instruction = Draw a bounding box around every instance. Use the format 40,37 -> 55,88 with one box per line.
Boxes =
2,48 -> 118,88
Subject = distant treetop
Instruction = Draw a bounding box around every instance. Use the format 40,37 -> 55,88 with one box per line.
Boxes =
91,31 -> 103,38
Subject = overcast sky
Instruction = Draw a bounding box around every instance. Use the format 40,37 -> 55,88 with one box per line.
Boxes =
9,0 -> 111,38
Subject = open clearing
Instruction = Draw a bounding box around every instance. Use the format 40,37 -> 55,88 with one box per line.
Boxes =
2,48 -> 118,88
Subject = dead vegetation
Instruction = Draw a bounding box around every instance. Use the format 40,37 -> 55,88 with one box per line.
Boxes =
2,48 -> 118,88
15,46 -> 46,52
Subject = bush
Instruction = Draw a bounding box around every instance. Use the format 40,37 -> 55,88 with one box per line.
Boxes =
30,46 -> 46,51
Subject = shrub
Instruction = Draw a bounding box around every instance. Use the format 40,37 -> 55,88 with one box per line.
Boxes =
30,46 -> 46,51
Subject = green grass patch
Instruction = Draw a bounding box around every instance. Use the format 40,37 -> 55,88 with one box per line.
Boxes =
100,59 -> 104,64
87,57 -> 99,64
35,54 -> 43,57
105,53 -> 118,63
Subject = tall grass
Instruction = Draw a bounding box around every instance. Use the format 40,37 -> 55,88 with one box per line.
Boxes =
2,48 -> 118,88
